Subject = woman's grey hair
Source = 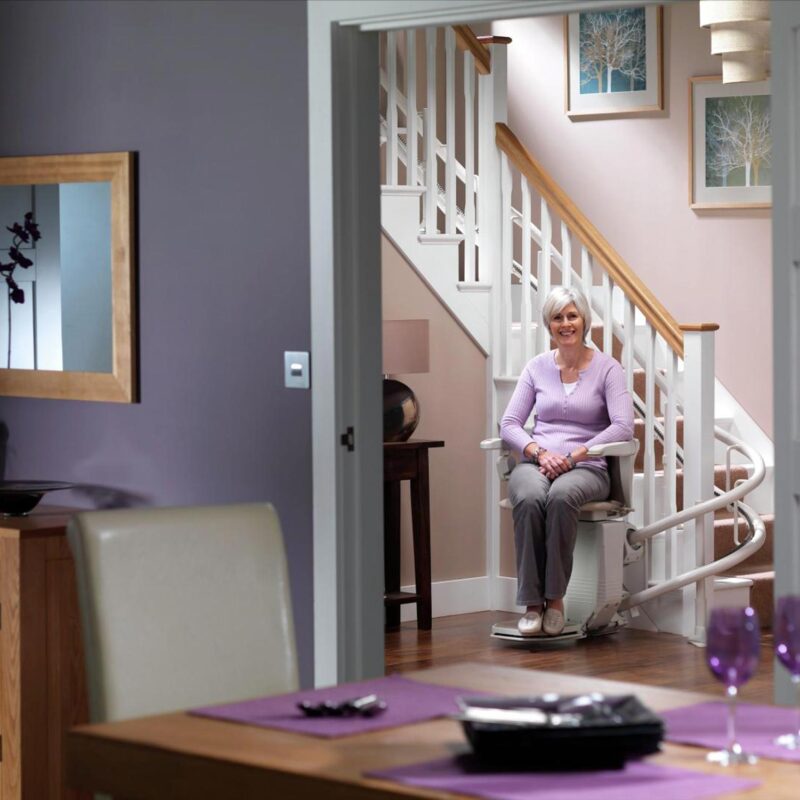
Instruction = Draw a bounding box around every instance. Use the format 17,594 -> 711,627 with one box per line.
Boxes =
541,286 -> 592,343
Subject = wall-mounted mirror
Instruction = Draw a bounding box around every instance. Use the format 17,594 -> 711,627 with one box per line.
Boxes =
0,152 -> 136,402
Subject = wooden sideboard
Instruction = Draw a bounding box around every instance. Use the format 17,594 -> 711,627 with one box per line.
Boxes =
0,508 -> 90,800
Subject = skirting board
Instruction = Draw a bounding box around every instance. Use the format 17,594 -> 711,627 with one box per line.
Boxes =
494,576 -> 525,614
399,576 -> 492,622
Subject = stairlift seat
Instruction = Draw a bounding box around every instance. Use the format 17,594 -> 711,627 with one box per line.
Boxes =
484,437 -> 639,642
498,496 -> 624,518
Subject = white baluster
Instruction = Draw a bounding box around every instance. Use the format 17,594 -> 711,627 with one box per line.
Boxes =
681,326 -> 717,642
463,53 -> 475,281
538,199 -> 552,353
624,296 -> 634,393
478,38 -> 507,372
386,31 -> 398,186
406,30 -> 418,188
425,27 -> 437,235
560,222 -> 571,287
581,246 -> 593,327
521,176 -> 533,367
501,154 -> 513,375
445,28 -> 456,235
602,273 -> 613,355
664,348 -> 678,581
644,325 -> 656,528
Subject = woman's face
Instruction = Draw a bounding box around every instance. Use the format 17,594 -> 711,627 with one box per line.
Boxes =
549,302 -> 584,347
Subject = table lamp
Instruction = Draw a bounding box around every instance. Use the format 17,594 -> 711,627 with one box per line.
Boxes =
382,319 -> 429,442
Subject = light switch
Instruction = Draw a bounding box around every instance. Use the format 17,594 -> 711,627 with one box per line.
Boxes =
284,351 -> 310,389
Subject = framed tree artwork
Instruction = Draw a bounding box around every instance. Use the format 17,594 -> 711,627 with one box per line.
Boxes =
565,5 -> 663,120
690,76 -> 771,209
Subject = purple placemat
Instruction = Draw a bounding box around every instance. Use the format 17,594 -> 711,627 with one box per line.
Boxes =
663,701 -> 800,763
191,675 -> 490,738
368,756 -> 760,800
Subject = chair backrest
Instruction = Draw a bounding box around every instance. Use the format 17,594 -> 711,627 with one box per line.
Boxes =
607,448 -> 635,510
67,503 -> 298,723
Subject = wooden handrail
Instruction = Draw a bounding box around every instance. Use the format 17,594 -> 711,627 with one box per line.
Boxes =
452,26 -> 491,75
680,323 -> 720,332
476,35 -> 512,45
496,122 -> 685,357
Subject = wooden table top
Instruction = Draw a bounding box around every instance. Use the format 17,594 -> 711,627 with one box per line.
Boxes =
66,662 -> 796,799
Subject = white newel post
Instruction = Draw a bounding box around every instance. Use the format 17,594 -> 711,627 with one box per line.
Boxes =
680,324 -> 718,642
477,39 -> 507,363
477,37 -> 508,610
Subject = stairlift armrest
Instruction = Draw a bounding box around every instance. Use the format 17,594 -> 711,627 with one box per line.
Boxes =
586,440 -> 638,458
480,437 -> 503,451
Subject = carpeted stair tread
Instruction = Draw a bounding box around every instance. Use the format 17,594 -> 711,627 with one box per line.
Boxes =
714,514 -> 773,571
717,569 -> 774,628
590,327 -> 622,361
673,465 -> 750,510
633,417 -> 683,471
632,368 -> 664,409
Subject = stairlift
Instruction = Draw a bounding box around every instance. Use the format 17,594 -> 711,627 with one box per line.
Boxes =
481,438 -> 641,644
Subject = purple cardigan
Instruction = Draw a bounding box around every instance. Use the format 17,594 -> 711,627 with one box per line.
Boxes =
500,350 -> 635,471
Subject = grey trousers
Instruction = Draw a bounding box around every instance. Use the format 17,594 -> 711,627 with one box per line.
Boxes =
508,464 -> 610,606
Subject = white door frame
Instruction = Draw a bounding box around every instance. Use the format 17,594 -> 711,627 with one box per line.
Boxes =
307,0 -> 688,687
771,0 -> 800,705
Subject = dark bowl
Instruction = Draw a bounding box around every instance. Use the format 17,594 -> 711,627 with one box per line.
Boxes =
0,481 -> 74,516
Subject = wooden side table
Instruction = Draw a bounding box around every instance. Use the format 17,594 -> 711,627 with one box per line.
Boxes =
0,507 -> 90,800
383,439 -> 444,630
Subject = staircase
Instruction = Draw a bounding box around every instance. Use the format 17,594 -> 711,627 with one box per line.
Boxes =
379,26 -> 772,638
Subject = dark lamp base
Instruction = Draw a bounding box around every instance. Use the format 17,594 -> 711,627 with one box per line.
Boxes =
383,378 -> 420,442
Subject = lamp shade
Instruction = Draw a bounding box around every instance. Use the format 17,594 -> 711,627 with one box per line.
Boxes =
699,0 -> 770,84
710,20 -> 770,54
699,0 -> 769,28
382,319 -> 430,375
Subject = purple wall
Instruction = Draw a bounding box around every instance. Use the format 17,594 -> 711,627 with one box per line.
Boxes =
0,1 -> 313,684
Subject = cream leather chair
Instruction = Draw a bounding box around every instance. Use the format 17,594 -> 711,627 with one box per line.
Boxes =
67,503 -> 298,723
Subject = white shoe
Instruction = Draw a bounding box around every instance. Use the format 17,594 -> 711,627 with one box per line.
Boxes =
517,611 -> 543,636
543,608 -> 565,636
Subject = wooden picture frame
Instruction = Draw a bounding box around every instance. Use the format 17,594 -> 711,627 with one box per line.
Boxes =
565,5 -> 663,120
689,76 -> 771,210
0,152 -> 137,402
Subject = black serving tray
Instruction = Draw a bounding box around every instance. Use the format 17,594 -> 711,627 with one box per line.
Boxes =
455,694 -> 664,771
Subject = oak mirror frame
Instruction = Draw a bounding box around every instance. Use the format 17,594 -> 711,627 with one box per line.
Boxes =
0,152 -> 136,402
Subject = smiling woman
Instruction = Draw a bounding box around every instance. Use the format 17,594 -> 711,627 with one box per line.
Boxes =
0,151 -> 136,402
500,285 -> 634,637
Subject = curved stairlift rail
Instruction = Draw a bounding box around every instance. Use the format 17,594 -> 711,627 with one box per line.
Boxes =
621,427 -> 766,609
629,426 -> 765,546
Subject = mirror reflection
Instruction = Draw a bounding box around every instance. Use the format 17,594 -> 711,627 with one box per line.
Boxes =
0,151 -> 135,403
0,182 -> 112,373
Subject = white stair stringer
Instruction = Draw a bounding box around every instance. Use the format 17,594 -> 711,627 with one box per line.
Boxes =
381,188 -> 490,354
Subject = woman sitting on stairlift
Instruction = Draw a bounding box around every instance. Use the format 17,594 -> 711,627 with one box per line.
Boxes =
501,286 -> 634,636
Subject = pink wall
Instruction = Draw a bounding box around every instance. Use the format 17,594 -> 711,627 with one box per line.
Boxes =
382,235 -> 487,585
494,2 -> 773,436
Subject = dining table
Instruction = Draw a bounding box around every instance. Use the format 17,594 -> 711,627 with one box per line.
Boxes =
65,662 -> 798,799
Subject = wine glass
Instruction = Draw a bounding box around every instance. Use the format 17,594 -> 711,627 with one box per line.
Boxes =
774,595 -> 800,749
705,606 -> 761,766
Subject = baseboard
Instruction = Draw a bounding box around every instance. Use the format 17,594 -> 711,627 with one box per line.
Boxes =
494,575 -> 524,614
399,576 -> 491,622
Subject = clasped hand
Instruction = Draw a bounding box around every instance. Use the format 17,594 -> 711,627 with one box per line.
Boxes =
538,450 -> 572,480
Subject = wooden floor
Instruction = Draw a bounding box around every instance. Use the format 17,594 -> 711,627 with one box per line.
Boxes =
385,611 -> 776,704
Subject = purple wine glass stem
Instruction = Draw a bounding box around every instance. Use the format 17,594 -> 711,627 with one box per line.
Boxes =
794,676 -> 800,740
726,684 -> 742,755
